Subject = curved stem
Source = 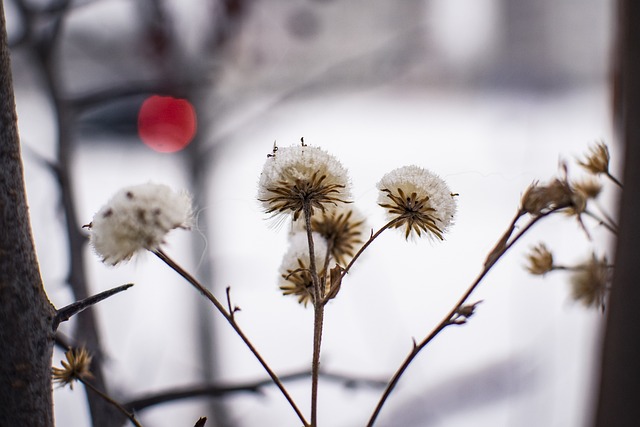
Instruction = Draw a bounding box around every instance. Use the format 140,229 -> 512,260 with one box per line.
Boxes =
342,217 -> 403,278
80,379 -> 142,427
153,249 -> 309,427
366,209 -> 557,427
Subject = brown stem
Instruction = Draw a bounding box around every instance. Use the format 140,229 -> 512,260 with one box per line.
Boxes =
341,217 -> 403,278
584,210 -> 619,234
303,202 -> 323,427
606,171 -> 624,189
366,209 -> 558,427
153,249 -> 309,427
124,369 -> 386,412
80,379 -> 142,427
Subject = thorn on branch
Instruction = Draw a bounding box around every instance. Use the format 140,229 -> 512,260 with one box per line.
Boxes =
225,286 -> 241,320
53,283 -> 134,330
194,417 -> 207,427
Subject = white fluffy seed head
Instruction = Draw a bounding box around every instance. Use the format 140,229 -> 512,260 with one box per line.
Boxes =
257,144 -> 352,220
89,183 -> 193,265
278,231 -> 329,306
377,165 -> 457,240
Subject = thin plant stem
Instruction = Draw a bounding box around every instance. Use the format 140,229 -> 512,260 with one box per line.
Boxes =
584,210 -> 619,234
153,249 -> 309,427
551,265 -> 581,272
341,217 -> 403,278
605,171 -> 623,189
304,202 -> 324,427
366,209 -> 558,427
593,201 -> 619,233
80,378 -> 142,427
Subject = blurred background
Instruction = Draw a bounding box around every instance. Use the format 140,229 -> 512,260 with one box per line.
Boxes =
6,0 -> 616,426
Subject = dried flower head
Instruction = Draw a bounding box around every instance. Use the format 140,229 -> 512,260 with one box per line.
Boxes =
377,165 -> 457,240
258,144 -> 351,221
87,183 -> 193,265
525,243 -> 554,275
577,142 -> 610,175
293,205 -> 367,266
279,232 -> 329,306
520,178 -> 575,216
572,177 -> 603,200
52,348 -> 93,389
570,253 -> 610,310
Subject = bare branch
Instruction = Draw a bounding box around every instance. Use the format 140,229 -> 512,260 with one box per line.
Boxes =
367,207 -> 563,427
125,369 -> 386,412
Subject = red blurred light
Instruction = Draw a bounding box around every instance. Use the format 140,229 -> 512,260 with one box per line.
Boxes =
137,95 -> 197,153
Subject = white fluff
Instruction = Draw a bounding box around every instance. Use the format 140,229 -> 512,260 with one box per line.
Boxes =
89,183 -> 192,265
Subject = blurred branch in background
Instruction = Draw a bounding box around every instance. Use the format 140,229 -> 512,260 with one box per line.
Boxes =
124,369 -> 386,413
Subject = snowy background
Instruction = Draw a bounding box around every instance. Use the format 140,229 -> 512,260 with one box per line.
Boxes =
8,0 -> 616,426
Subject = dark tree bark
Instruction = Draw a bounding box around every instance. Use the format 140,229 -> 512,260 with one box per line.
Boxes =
0,1 -> 57,425
594,0 -> 640,425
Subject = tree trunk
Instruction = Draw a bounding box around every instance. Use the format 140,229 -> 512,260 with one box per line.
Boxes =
0,1 -> 57,425
594,0 -> 640,425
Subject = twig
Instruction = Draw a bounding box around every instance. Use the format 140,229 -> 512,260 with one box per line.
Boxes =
605,171 -> 623,189
225,286 -> 240,320
584,210 -> 619,234
53,284 -> 134,330
152,249 -> 309,427
366,208 -> 559,427
124,369 -> 387,412
341,217 -> 403,279
80,378 -> 143,427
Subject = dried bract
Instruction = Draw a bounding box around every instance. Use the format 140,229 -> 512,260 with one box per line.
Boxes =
520,179 -> 575,216
577,142 -> 610,175
572,177 -> 603,201
52,348 -> 94,389
377,165 -> 457,240
88,183 -> 192,265
293,205 -> 367,266
279,232 -> 330,306
525,243 -> 554,275
258,144 -> 351,221
570,253 -> 610,310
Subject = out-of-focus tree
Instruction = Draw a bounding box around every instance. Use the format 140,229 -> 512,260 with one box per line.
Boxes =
0,1 -> 56,424
595,0 -> 640,425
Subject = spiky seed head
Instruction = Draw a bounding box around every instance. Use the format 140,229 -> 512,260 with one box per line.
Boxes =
52,348 -> 94,389
525,243 -> 554,275
278,232 -> 330,306
87,183 -> 193,265
570,253 -> 610,310
377,165 -> 457,240
293,205 -> 367,266
577,142 -> 610,175
572,177 -> 603,200
521,179 -> 575,216
257,144 -> 351,221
